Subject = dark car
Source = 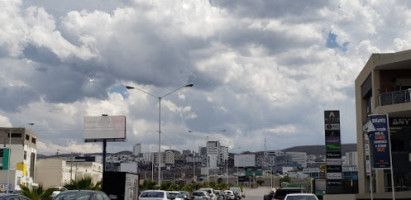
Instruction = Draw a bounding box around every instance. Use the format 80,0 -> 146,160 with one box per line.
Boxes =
53,190 -> 110,200
0,193 -> 31,200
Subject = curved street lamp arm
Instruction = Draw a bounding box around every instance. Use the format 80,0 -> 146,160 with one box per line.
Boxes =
161,84 -> 194,98
125,86 -> 157,98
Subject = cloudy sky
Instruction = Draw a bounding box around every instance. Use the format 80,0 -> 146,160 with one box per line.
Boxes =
1,0 -> 409,155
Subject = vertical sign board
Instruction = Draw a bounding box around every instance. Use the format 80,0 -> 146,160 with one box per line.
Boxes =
324,110 -> 343,194
368,114 -> 391,168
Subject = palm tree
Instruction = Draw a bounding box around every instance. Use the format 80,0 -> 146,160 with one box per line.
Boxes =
64,177 -> 102,190
20,184 -> 54,200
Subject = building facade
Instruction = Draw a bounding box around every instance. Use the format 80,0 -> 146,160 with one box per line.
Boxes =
0,127 -> 37,192
35,156 -> 102,189
355,50 -> 411,197
133,143 -> 141,156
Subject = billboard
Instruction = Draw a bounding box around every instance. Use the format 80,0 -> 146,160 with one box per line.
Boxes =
234,154 -> 256,167
367,114 -> 391,169
84,115 -> 126,142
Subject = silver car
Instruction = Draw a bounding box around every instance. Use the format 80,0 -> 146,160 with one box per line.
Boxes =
192,190 -> 211,200
140,190 -> 169,200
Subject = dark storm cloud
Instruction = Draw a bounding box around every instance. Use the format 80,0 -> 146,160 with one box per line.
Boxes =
0,80 -> 39,112
23,0 -> 129,18
212,0 -> 332,20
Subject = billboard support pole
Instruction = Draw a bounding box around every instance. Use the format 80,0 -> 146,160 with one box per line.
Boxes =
103,139 -> 107,185
387,114 -> 395,200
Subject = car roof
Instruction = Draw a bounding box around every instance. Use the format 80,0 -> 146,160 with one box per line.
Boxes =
286,193 -> 316,196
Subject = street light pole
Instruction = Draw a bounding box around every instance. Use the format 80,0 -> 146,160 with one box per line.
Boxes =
126,84 -> 193,186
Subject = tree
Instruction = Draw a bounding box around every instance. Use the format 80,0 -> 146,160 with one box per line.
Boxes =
20,184 -> 54,200
64,177 -> 101,190
140,180 -> 158,190
279,176 -> 291,184
256,180 -> 265,186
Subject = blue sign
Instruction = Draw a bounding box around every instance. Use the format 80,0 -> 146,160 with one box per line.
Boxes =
368,114 -> 391,169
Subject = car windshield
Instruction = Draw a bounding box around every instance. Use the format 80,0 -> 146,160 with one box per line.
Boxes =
193,192 -> 205,196
141,192 -> 164,198
168,193 -> 179,199
54,191 -> 93,200
286,196 -> 317,200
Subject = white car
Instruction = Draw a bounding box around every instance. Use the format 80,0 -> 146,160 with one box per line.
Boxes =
199,188 -> 217,200
140,190 -> 169,200
192,191 -> 211,200
224,190 -> 235,200
284,193 -> 319,200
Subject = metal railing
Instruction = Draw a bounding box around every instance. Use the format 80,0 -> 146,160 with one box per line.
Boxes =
379,89 -> 411,106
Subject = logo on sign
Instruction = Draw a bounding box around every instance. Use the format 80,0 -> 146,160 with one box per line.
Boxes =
325,123 -> 340,130
326,159 -> 342,165
326,152 -> 341,158
327,180 -> 343,186
326,137 -> 340,144
325,130 -> 340,137
326,144 -> 341,151
326,165 -> 342,173
327,172 -> 342,180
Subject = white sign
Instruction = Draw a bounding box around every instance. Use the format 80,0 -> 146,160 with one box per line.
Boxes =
327,172 -> 342,180
326,159 -> 342,165
234,154 -> 255,167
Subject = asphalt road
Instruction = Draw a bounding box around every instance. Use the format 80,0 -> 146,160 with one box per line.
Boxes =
242,186 -> 272,200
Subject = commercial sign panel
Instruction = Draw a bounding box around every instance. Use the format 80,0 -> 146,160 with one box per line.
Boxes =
234,154 -> 256,167
368,114 -> 391,169
324,110 -> 342,194
84,115 -> 126,142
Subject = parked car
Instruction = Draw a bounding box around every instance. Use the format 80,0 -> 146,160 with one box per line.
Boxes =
191,190 -> 211,200
53,190 -> 110,200
198,188 -> 216,200
229,187 -> 243,200
168,191 -> 181,200
50,187 -> 68,198
140,190 -> 169,200
284,193 -> 319,200
214,190 -> 225,200
0,193 -> 31,200
175,191 -> 191,200
224,190 -> 235,200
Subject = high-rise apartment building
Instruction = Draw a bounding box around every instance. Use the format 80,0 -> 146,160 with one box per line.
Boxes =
133,143 -> 141,156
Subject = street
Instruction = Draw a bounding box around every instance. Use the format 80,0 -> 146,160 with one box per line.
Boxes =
242,186 -> 272,200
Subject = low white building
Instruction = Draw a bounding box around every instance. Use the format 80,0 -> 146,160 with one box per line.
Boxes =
35,157 -> 102,189
0,127 -> 37,192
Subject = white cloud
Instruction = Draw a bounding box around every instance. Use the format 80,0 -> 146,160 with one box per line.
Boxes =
2,0 -> 411,154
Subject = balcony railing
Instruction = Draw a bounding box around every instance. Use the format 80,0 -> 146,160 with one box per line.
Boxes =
379,89 -> 411,106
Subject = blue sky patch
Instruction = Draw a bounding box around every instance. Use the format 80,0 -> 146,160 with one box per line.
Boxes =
326,32 -> 348,52
109,84 -> 129,99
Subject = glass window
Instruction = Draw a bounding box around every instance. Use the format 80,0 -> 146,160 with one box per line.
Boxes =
31,138 -> 36,144
25,135 -> 29,141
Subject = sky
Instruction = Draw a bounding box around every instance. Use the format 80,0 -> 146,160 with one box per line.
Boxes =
1,0 -> 410,155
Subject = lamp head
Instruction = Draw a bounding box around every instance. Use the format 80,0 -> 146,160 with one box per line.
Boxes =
125,86 -> 135,90
185,84 -> 194,87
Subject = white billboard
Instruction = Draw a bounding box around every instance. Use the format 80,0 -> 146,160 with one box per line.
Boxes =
84,115 -> 126,142
234,154 -> 255,167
